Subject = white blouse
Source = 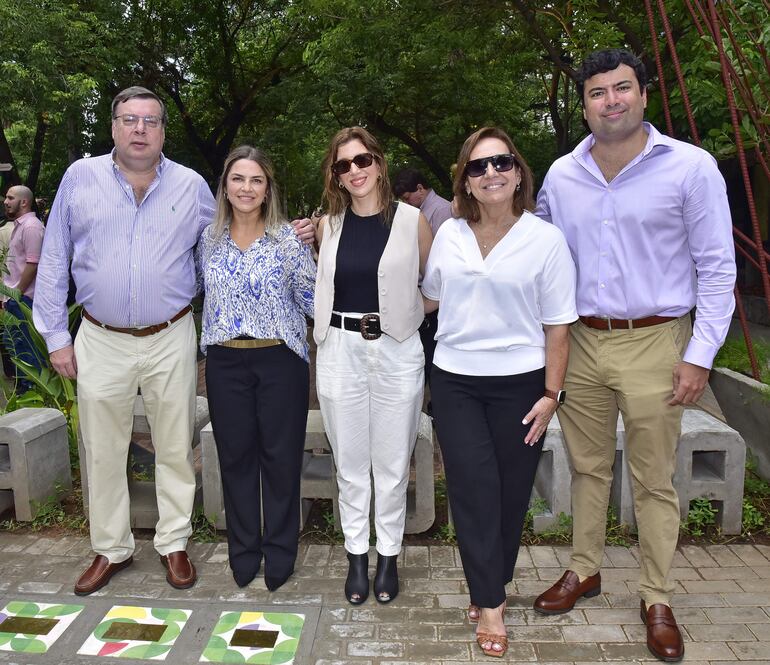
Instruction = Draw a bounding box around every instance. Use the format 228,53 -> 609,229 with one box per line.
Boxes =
421,211 -> 577,376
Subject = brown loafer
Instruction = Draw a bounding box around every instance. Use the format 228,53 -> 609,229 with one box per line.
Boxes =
641,601 -> 684,662
533,570 -> 601,615
160,551 -> 197,589
74,555 -> 133,596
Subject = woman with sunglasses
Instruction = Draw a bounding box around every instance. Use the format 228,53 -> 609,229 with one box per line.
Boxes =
422,127 -> 576,657
313,126 -> 433,605
196,145 -> 316,592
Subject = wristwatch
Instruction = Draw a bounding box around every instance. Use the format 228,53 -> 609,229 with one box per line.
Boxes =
544,389 -> 566,405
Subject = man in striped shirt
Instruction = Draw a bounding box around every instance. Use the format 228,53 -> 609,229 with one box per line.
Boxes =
33,87 -> 214,595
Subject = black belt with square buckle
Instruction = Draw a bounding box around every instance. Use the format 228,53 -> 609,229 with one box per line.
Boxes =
330,312 -> 382,340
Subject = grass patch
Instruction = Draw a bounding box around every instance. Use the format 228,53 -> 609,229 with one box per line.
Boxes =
715,338 -> 770,385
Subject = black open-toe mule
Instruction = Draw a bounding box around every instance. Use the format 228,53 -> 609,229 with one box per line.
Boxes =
345,552 -> 369,604
374,553 -> 399,603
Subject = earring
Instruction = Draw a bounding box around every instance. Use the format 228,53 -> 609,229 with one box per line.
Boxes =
465,187 -> 471,198
516,182 -> 521,191
338,181 -> 344,189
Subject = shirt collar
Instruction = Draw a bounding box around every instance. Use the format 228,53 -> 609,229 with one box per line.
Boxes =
110,149 -> 167,175
13,212 -> 37,226
571,122 -> 674,176
421,189 -> 437,209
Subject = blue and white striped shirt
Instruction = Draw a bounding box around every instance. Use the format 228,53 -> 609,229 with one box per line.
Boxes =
33,152 -> 216,352
196,224 -> 316,361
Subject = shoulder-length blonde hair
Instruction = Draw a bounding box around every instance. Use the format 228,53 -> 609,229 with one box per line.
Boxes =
212,145 -> 284,238
453,127 -> 534,222
320,126 -> 394,228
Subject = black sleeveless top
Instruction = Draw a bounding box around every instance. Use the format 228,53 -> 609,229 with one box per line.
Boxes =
333,205 -> 394,313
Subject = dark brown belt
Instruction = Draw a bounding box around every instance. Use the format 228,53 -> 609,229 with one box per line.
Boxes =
579,315 -> 676,331
83,305 -> 192,337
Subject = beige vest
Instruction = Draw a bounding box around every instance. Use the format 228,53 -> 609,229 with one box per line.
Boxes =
314,202 -> 423,343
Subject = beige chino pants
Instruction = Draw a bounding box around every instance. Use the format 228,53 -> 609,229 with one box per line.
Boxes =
558,316 -> 691,605
75,314 -> 197,562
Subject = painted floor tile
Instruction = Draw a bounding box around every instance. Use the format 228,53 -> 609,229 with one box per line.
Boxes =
0,600 -> 84,654
78,605 -> 191,660
202,610 -> 305,664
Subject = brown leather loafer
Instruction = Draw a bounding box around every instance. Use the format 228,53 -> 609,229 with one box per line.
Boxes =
74,555 -> 133,596
533,570 -> 601,615
641,601 -> 684,662
160,551 -> 197,589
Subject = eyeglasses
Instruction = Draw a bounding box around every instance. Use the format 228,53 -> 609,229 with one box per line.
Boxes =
331,152 -> 375,176
113,114 -> 163,129
464,153 -> 516,178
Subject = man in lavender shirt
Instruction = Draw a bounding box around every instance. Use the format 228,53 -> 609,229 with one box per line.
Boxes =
532,50 -> 735,662
33,86 -> 213,596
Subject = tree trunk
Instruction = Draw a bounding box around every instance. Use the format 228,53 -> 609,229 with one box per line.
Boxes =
25,114 -> 49,193
0,122 -> 22,187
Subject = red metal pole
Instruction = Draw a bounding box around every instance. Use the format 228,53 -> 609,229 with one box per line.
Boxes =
644,0 -> 675,137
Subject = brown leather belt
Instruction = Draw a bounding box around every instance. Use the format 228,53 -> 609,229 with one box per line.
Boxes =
83,305 -> 192,337
579,315 -> 676,331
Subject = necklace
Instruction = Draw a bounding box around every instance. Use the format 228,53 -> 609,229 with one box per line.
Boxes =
473,218 -> 516,254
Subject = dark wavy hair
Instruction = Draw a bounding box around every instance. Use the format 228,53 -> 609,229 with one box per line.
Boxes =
453,127 -> 534,222
575,49 -> 647,102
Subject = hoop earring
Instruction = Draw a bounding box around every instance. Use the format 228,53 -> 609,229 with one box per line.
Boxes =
338,181 -> 345,189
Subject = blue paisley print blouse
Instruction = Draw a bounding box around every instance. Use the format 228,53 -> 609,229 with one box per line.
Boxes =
196,223 -> 316,361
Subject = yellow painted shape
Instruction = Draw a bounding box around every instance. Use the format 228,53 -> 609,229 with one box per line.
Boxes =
238,612 -> 264,624
105,606 -> 147,620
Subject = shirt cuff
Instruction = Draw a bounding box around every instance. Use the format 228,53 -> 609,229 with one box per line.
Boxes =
45,331 -> 74,354
682,337 -> 718,369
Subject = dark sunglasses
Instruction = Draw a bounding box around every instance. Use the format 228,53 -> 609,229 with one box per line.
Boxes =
331,152 -> 375,176
464,153 -> 517,178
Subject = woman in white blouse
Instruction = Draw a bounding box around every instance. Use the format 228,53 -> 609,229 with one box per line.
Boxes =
421,127 -> 577,658
196,145 -> 316,592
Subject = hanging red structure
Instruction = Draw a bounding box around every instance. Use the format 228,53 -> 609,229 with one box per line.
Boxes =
643,0 -> 770,380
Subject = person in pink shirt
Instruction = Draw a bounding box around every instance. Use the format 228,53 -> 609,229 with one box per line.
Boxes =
2,185 -> 45,389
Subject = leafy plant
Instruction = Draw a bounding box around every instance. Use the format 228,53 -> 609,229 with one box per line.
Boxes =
190,507 -> 219,543
436,522 -> 456,545
681,498 -> 718,537
605,505 -> 635,547
0,482 -> 86,532
0,282 -> 82,465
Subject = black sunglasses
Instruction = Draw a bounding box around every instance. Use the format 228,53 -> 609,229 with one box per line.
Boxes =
332,152 -> 375,176
464,153 -> 517,178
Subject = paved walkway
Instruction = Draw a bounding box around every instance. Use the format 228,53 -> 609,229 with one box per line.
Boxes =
1,533 -> 769,663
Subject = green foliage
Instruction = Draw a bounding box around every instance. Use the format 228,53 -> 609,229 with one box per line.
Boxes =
0,282 -> 82,466
714,338 -> 770,386
605,505 -> 635,547
436,522 -> 457,545
0,482 -> 86,532
190,507 -> 220,543
681,498 -> 718,537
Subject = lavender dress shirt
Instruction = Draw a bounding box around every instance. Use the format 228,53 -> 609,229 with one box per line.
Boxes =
536,122 -> 735,369
33,152 -> 216,353
421,189 -> 453,236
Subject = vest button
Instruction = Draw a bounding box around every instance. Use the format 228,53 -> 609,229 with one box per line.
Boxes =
378,270 -> 384,277
380,289 -> 387,295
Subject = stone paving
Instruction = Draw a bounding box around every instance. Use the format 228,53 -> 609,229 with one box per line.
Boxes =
1,532 -> 769,663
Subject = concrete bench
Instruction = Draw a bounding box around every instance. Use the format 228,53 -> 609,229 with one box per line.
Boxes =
530,410 -> 746,535
202,410 -> 436,534
0,408 -> 71,521
78,395 -> 210,528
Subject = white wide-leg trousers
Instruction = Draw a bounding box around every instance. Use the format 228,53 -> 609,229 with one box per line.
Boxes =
316,319 -> 423,556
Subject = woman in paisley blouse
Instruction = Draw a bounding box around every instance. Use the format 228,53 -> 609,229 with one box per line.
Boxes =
196,145 -> 316,592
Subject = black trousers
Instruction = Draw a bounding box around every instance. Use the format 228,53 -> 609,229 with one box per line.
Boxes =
205,343 -> 309,580
418,310 -> 439,386
431,365 -> 545,608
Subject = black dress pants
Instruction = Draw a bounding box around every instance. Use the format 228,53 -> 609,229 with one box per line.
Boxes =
206,343 -> 309,581
431,365 -> 545,608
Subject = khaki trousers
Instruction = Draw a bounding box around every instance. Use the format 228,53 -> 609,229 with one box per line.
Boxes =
75,314 -> 197,562
558,316 -> 691,605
